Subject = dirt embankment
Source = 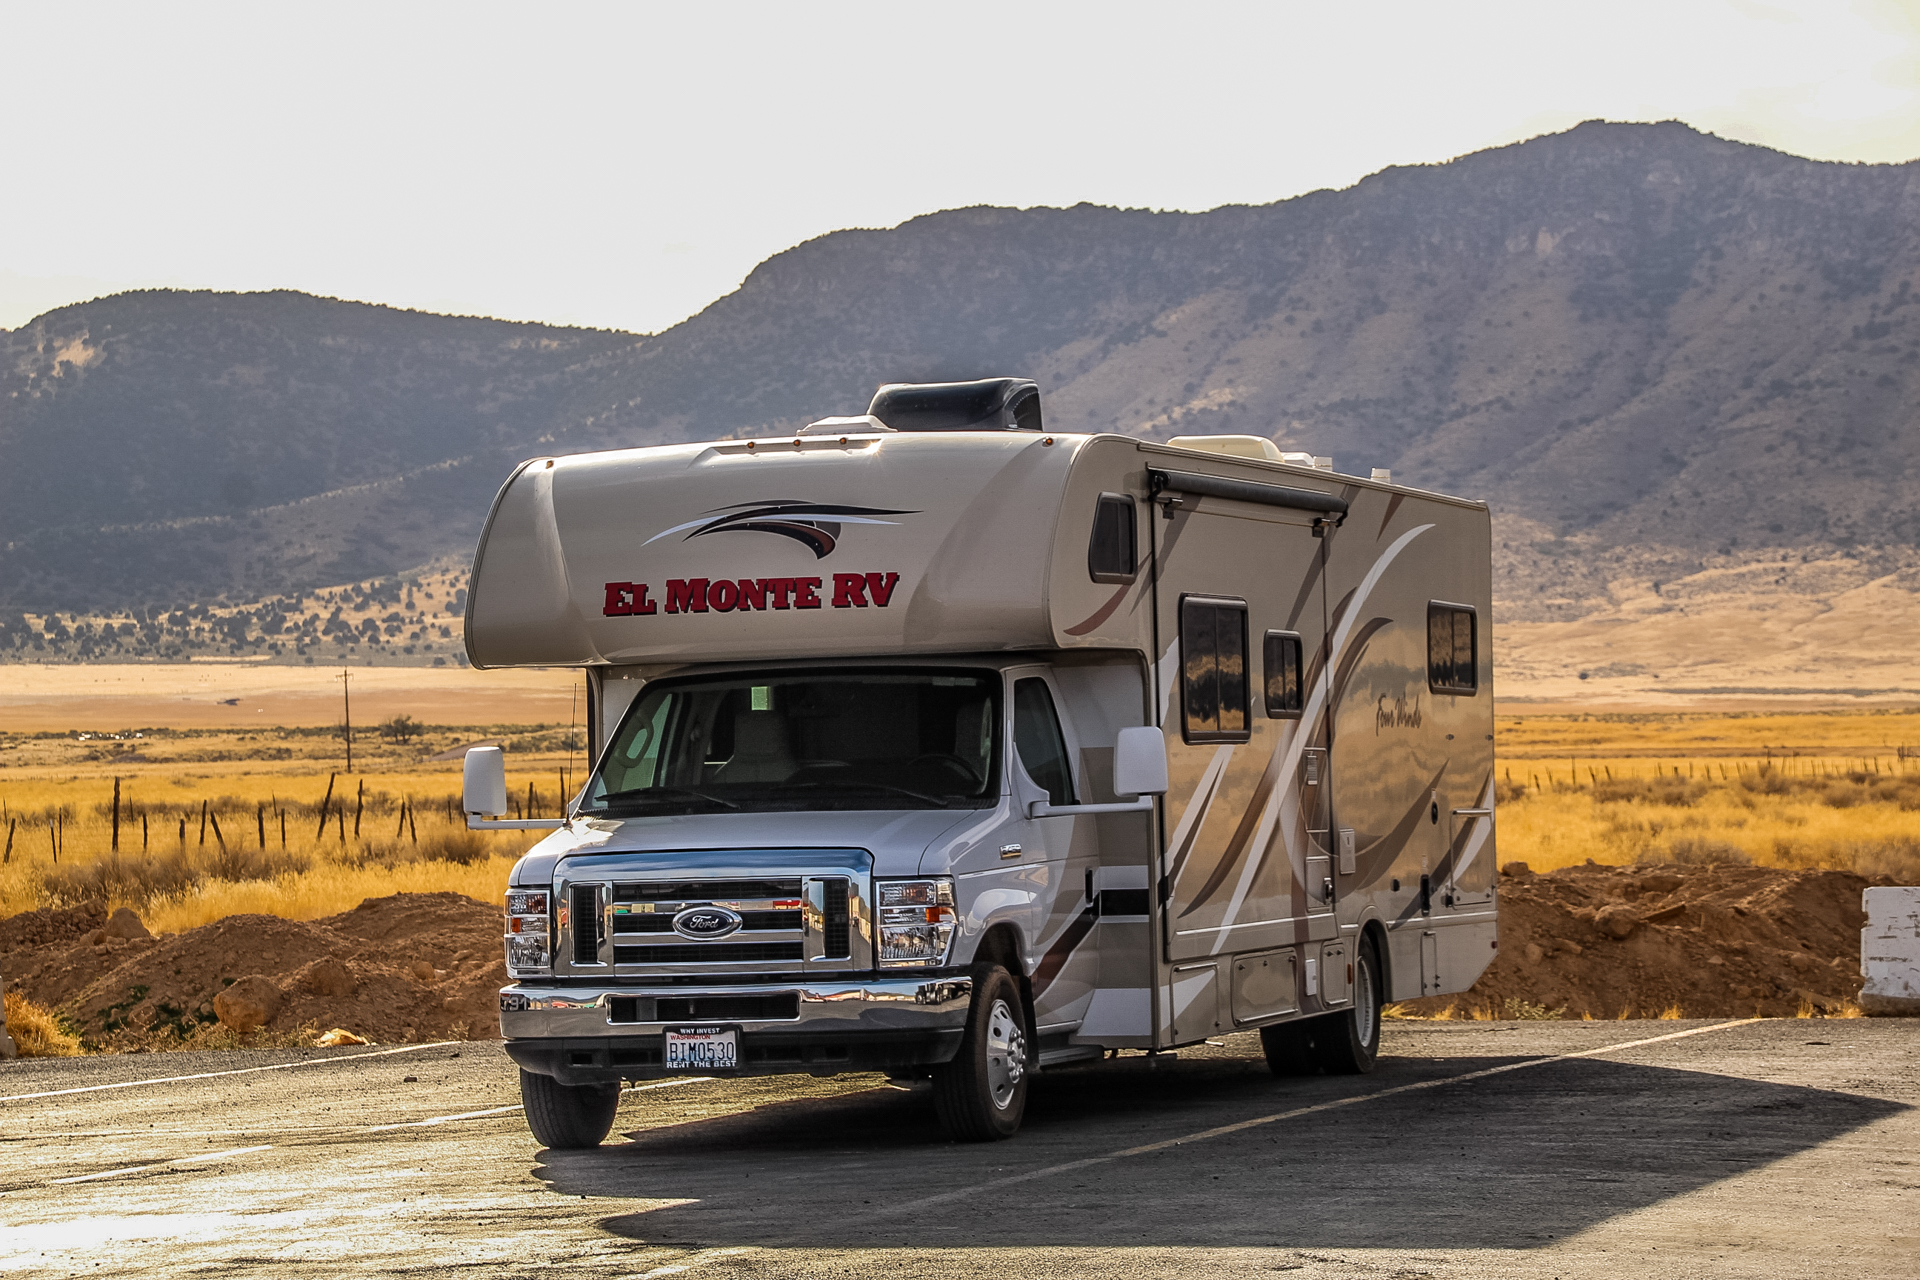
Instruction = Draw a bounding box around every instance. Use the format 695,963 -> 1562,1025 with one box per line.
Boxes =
1,892 -> 505,1049
0,861 -> 1892,1052
1415,861 -> 1878,1018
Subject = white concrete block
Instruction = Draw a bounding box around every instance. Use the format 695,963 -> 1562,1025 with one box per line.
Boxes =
1861,886 -> 1920,1016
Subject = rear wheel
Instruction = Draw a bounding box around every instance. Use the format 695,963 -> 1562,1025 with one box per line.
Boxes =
932,965 -> 1029,1141
520,1069 -> 621,1149
1311,937 -> 1382,1074
1260,937 -> 1384,1077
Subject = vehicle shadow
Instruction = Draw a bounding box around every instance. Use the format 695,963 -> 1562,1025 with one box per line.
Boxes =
533,1047 -> 1908,1251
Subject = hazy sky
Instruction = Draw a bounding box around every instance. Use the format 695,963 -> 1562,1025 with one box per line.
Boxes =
3,0 -> 1916,334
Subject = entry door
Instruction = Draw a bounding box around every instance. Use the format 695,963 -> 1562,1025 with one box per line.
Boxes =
1155,499 -> 1329,963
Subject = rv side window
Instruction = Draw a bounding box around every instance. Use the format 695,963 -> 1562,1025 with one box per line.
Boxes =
1263,630 -> 1304,718
1012,678 -> 1077,806
1087,493 -> 1138,583
1427,603 -> 1478,695
1181,596 -> 1251,743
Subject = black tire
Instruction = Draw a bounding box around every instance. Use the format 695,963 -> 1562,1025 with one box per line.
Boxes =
520,1068 -> 622,1149
931,965 -> 1029,1141
1311,935 -> 1383,1075
1258,1018 -> 1320,1076
1260,937 -> 1384,1077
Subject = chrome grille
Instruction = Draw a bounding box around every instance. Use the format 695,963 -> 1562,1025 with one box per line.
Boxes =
615,910 -> 804,934
615,942 -> 806,965
553,854 -> 872,977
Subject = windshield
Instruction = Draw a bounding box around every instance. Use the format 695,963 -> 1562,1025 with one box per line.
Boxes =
582,667 -> 1002,816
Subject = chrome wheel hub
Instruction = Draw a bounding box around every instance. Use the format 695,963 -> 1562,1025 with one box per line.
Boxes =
984,997 -> 1027,1110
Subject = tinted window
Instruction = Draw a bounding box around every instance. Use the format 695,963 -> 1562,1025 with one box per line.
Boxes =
1182,596 -> 1250,743
1427,603 -> 1478,695
1087,493 -> 1138,582
1013,678 -> 1077,807
1263,630 -> 1304,718
584,668 -> 1000,814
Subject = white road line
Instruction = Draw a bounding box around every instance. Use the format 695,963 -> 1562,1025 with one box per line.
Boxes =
364,1104 -> 525,1133
50,1144 -> 276,1184
597,1021 -> 1771,1280
0,1041 -> 462,1103
887,1019 -> 1765,1213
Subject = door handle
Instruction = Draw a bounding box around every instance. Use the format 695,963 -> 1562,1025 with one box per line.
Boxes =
1452,807 -> 1494,818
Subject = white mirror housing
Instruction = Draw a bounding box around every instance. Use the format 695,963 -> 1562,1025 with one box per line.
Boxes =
1113,726 -> 1169,797
463,745 -> 509,817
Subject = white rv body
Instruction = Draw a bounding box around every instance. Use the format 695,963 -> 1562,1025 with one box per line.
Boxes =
471,420 -> 1497,1126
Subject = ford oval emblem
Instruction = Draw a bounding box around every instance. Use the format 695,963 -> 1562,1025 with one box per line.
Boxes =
672,905 -> 743,940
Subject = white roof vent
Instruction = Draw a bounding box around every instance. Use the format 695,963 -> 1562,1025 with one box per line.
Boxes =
1371,468 -> 1392,483
1167,434 -> 1283,462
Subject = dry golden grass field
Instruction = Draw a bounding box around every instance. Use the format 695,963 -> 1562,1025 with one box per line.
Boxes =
1495,707 -> 1920,881
0,710 -> 589,934
3,704 -> 1917,936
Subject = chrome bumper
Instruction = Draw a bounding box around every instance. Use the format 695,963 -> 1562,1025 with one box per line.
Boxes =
499,976 -> 973,1039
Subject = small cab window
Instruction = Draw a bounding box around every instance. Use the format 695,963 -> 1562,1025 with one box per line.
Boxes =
1427,603 -> 1478,695
1181,596 -> 1250,743
1263,630 -> 1305,718
1087,493 -> 1138,583
1012,677 -> 1077,807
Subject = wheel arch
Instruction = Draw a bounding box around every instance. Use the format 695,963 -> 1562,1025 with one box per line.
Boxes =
967,919 -> 1037,1050
1358,916 -> 1390,997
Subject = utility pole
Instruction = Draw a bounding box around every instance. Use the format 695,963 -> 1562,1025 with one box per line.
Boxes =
336,666 -> 354,772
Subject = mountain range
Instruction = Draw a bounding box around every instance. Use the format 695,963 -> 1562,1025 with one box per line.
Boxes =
4,119 -> 1917,622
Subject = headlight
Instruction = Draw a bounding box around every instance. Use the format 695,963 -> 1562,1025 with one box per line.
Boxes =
876,878 -> 956,967
504,890 -> 551,972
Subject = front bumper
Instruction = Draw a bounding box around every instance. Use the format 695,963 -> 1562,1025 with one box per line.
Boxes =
500,975 -> 972,1084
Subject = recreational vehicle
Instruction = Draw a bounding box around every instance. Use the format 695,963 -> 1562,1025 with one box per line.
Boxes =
463,377 -> 1498,1146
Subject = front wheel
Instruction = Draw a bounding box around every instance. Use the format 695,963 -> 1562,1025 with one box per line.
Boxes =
520,1069 -> 621,1149
931,965 -> 1029,1141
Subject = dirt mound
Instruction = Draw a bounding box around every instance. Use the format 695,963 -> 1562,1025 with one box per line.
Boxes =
2,893 -> 505,1050
1411,861 -> 1878,1018
0,900 -> 107,953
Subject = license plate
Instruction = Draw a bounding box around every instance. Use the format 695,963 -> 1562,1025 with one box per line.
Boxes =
664,1027 -> 738,1071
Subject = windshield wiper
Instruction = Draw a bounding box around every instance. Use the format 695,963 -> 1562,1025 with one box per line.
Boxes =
770,779 -> 956,807
593,785 -> 741,811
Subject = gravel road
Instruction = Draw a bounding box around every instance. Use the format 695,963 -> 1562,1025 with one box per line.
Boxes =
3,1019 -> 1915,1277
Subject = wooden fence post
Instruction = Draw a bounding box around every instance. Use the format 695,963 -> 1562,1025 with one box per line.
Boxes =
315,772 -> 337,839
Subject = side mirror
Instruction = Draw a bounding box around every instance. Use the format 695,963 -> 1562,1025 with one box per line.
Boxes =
1113,726 -> 1168,797
463,745 -> 509,817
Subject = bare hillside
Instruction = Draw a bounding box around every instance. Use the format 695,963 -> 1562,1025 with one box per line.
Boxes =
3,120 -> 1916,621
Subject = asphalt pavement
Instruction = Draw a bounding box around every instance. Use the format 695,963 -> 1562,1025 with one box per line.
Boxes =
2,1018 -> 1915,1277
